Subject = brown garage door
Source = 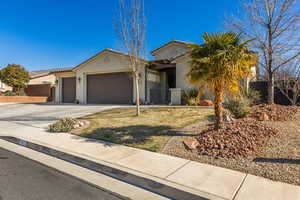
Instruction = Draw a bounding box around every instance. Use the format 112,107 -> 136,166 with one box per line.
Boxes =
62,77 -> 76,103
87,72 -> 133,104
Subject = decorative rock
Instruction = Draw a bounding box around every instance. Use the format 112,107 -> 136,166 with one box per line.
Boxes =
196,120 -> 278,158
250,104 -> 298,121
224,114 -> 235,122
199,100 -> 213,106
183,138 -> 199,150
258,113 -> 270,121
73,124 -> 80,129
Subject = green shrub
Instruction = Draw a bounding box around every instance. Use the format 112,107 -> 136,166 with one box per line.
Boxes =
224,98 -> 250,119
4,91 -> 17,96
48,118 -> 78,133
182,89 -> 199,105
245,88 -> 261,105
186,97 -> 199,106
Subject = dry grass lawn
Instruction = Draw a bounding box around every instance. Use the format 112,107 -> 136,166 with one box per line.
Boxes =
75,107 -> 213,152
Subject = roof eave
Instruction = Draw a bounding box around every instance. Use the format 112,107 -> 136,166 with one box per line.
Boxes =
72,48 -> 148,72
151,40 -> 192,55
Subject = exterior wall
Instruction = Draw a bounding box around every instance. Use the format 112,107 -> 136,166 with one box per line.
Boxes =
53,72 -> 76,103
0,96 -> 48,103
175,56 -> 193,90
75,51 -> 146,104
25,84 -> 52,98
250,66 -> 257,81
29,74 -> 56,85
152,43 -> 190,60
0,81 -> 12,92
173,56 -> 258,92
146,69 -> 161,102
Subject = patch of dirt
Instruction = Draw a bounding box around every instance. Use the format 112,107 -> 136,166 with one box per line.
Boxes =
162,111 -> 300,186
250,104 -> 299,121
196,120 -> 278,158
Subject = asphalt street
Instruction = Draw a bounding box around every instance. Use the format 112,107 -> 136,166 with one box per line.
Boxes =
0,147 -> 129,200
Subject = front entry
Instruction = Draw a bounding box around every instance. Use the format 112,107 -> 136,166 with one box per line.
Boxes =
62,77 -> 76,103
87,72 -> 133,104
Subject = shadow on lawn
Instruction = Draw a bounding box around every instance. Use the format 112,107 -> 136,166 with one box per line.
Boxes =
77,125 -> 199,146
253,157 -> 300,165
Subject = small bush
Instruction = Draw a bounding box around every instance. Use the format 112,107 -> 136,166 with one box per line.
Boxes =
182,89 -> 199,105
224,98 -> 250,119
186,97 -> 199,106
48,118 -> 78,133
245,88 -> 261,105
4,91 -> 17,96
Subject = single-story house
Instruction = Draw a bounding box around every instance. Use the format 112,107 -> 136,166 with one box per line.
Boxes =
0,69 -> 58,93
52,40 -> 257,105
26,68 -> 72,100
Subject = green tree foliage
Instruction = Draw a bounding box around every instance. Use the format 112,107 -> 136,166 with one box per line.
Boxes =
187,32 -> 257,129
0,64 -> 30,95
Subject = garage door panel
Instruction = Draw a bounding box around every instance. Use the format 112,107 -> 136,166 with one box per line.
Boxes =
87,72 -> 133,104
62,77 -> 76,103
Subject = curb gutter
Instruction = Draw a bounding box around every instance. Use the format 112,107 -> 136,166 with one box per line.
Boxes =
0,136 -> 221,200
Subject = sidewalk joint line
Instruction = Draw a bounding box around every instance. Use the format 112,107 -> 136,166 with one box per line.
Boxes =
232,174 -> 248,200
164,160 -> 191,179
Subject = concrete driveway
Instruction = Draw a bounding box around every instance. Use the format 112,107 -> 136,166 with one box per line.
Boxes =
0,103 -> 121,137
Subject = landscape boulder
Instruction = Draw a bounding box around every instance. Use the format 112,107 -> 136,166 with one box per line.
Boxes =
183,138 -> 199,150
199,100 -> 213,106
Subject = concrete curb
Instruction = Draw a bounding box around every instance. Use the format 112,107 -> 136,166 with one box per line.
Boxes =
0,136 -> 216,200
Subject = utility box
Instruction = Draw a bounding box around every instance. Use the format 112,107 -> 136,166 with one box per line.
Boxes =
170,88 -> 182,105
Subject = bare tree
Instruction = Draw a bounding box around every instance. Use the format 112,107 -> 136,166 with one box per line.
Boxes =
228,0 -> 300,104
276,59 -> 300,105
116,0 -> 146,116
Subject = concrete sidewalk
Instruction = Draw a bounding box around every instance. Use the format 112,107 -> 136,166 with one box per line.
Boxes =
3,132 -> 300,200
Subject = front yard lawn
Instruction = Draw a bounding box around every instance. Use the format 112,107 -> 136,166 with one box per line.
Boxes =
75,107 -> 213,152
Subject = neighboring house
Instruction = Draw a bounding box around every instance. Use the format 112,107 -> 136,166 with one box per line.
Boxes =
52,40 -> 257,104
0,80 -> 12,92
26,68 -> 72,100
29,70 -> 56,85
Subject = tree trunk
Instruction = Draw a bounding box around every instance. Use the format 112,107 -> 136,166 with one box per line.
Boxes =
214,86 -> 224,129
135,72 -> 140,116
267,73 -> 274,104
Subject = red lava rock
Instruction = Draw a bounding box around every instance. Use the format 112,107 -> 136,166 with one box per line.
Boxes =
250,104 -> 298,121
199,100 -> 214,106
258,113 -> 270,121
195,120 -> 279,158
183,138 -> 199,150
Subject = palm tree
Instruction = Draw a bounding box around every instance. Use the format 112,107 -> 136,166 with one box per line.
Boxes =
187,32 -> 257,129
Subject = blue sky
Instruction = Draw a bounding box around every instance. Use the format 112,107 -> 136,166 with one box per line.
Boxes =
0,0 -> 240,71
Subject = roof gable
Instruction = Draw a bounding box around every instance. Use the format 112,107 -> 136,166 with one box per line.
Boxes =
151,40 -> 192,55
73,49 -> 147,71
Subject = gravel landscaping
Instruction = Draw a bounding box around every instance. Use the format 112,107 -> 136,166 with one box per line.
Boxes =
162,105 -> 300,186
196,120 -> 278,158
250,104 -> 299,121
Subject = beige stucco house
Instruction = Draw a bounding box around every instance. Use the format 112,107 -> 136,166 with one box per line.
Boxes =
52,40 -> 256,104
